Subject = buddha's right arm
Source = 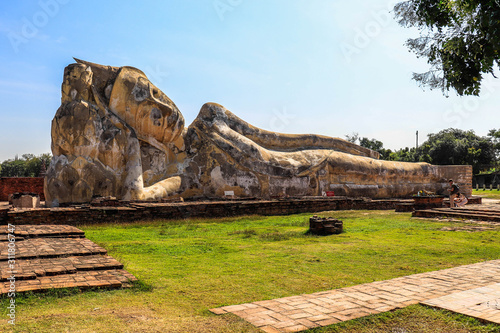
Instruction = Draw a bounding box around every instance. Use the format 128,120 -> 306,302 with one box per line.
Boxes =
192,103 -> 379,159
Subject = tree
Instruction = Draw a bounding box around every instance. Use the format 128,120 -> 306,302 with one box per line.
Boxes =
420,128 -> 495,173
0,159 -> 26,177
344,133 -> 393,159
359,137 -> 393,160
0,153 -> 52,177
487,128 -> 500,159
389,147 -> 420,162
394,0 -> 500,96
345,132 -> 360,144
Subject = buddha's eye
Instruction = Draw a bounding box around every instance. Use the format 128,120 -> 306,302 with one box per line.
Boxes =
150,108 -> 162,126
132,84 -> 148,102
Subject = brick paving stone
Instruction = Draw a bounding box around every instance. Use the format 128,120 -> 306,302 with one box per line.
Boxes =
281,324 -> 308,332
260,326 -> 283,333
211,259 -> 500,332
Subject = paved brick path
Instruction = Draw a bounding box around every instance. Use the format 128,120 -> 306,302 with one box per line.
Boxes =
0,225 -> 137,295
423,283 -> 500,324
211,260 -> 500,332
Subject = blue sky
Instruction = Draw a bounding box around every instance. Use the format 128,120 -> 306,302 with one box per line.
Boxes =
1,0 -> 499,161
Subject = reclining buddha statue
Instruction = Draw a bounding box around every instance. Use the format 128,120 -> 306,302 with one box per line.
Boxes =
44,59 -> 467,206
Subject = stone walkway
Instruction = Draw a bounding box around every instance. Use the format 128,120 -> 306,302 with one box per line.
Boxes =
423,283 -> 500,324
0,225 -> 137,295
210,260 -> 500,332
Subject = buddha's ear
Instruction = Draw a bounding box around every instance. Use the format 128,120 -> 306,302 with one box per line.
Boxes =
73,58 -> 121,102
73,58 -> 119,72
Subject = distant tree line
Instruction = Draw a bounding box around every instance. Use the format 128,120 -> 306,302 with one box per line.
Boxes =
0,154 -> 52,178
346,128 -> 500,175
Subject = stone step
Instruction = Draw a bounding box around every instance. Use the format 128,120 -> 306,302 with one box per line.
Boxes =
0,255 -> 123,281
395,203 -> 414,212
433,207 -> 500,215
0,237 -> 107,261
413,208 -> 500,222
0,268 -> 138,295
0,225 -> 85,239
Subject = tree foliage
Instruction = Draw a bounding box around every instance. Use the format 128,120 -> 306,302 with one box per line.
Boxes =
345,132 -> 360,144
347,128 -> 496,174
359,137 -> 393,160
421,128 -> 494,172
487,128 -> 500,158
346,133 -> 393,159
387,128 -> 495,173
0,153 -> 52,177
394,0 -> 500,96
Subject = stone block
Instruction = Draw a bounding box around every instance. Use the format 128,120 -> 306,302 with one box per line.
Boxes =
10,193 -> 40,209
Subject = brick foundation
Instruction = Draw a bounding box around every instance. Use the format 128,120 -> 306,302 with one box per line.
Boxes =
0,198 -> 409,226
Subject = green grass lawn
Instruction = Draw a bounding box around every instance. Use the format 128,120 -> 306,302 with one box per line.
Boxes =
473,189 -> 500,199
1,211 -> 499,332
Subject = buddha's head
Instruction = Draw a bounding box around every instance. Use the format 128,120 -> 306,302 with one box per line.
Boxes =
74,59 -> 185,146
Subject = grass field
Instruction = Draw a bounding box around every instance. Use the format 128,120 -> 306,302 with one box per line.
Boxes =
473,189 -> 500,199
1,211 -> 499,332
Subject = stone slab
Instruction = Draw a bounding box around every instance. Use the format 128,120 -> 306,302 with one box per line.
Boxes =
422,283 -> 500,324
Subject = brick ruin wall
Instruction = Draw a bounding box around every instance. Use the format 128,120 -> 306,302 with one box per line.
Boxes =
437,165 -> 473,197
0,198 -> 404,226
0,177 -> 45,201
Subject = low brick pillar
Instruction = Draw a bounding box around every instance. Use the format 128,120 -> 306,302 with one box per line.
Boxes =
309,215 -> 343,235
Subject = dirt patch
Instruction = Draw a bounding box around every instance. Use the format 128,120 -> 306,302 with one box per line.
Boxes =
440,225 -> 498,232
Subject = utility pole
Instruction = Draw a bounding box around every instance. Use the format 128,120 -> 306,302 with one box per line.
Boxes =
416,131 -> 419,149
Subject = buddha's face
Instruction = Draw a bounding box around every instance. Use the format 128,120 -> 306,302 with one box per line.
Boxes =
108,66 -> 184,146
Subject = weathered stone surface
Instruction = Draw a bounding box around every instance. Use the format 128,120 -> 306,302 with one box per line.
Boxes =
45,59 -> 472,205
10,193 -> 40,209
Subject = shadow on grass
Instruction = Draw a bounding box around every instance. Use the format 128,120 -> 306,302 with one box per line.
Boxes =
304,305 -> 500,333
0,279 -> 153,307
